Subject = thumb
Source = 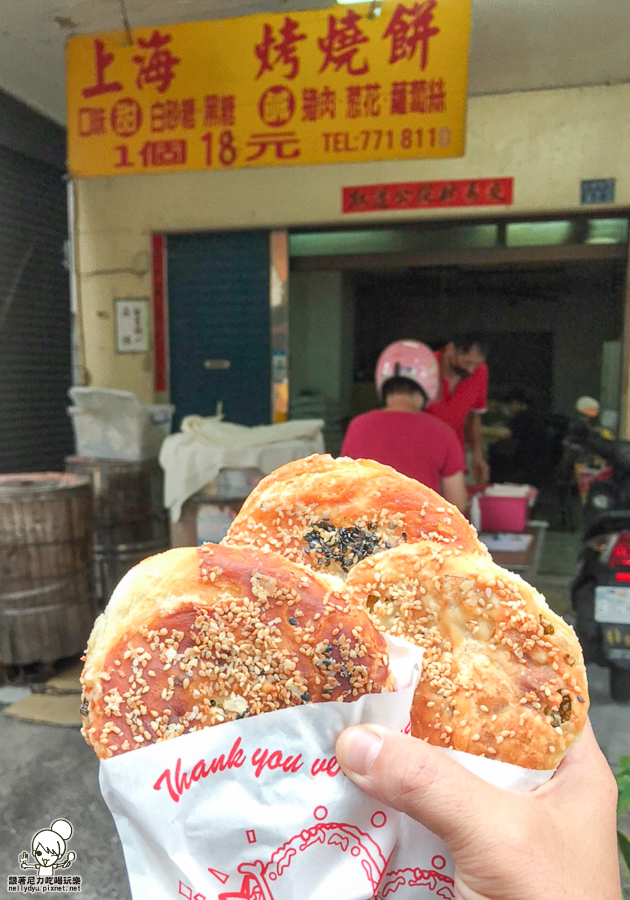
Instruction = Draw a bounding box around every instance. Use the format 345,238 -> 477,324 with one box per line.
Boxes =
336,725 -> 515,854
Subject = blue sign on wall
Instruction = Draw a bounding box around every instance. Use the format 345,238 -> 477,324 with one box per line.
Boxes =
581,178 -> 616,205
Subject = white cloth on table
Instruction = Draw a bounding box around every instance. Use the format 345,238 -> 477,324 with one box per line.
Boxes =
159,415 -> 325,522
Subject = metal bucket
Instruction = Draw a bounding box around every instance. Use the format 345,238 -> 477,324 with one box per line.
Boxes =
0,472 -> 96,666
170,468 -> 263,547
65,457 -> 169,607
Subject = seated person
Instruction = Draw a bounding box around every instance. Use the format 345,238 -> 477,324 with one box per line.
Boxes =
341,340 -> 467,511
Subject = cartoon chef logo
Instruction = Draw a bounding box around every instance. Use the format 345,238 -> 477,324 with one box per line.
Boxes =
19,818 -> 76,876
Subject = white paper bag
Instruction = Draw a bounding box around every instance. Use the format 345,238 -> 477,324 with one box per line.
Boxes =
100,639 -> 421,900
99,637 -> 554,900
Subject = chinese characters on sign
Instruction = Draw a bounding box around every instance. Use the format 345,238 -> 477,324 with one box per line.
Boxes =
115,298 -> 150,353
67,1 -> 472,176
342,177 -> 514,213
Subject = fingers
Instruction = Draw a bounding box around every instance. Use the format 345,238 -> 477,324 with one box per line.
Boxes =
543,720 -> 613,794
537,720 -> 618,814
336,725 -> 513,852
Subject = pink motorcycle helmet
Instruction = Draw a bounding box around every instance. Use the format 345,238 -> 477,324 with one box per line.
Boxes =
375,340 -> 440,403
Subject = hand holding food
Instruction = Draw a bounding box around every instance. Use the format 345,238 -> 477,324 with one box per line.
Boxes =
336,721 -> 621,900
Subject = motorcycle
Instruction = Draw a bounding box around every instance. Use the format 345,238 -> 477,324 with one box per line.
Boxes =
569,418 -> 630,701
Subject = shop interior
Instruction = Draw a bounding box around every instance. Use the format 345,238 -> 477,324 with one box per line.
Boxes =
289,215 -> 628,529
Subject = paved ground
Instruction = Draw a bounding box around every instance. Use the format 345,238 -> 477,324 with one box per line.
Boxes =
530,527 -> 580,617
0,715 -> 131,899
0,531 -> 627,899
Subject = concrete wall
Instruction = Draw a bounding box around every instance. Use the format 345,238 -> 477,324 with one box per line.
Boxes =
73,82 -> 630,406
0,87 -> 65,168
289,270 -> 355,418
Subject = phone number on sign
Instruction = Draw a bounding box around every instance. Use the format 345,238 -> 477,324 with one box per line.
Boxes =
323,126 -> 452,154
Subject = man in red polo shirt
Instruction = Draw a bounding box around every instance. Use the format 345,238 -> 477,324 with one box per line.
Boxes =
427,335 -> 490,485
341,340 -> 467,510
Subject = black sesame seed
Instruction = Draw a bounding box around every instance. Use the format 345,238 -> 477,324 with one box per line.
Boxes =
302,520 -> 387,571
302,692 -> 311,702
577,695 -> 585,703
288,616 -> 298,626
210,700 -> 216,707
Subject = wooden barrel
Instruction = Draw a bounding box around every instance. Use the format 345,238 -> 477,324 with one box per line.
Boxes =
0,472 -> 96,666
65,457 -> 169,607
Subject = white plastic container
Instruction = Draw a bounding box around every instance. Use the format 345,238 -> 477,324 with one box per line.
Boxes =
68,388 -> 175,461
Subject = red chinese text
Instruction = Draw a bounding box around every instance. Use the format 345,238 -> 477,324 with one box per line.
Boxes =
342,178 -> 514,214
140,139 -> 187,167
78,107 -> 106,137
384,2 -> 441,71
255,17 -> 307,80
110,98 -> 143,137
390,79 -> 446,114
318,11 -> 369,76
302,87 -> 337,122
346,83 -> 382,118
82,39 -> 122,98
246,132 -> 300,162
204,95 -> 236,127
133,30 -> 180,93
258,85 -> 296,127
151,99 -> 196,132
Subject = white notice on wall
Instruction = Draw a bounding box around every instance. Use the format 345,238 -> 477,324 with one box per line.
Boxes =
115,298 -> 150,353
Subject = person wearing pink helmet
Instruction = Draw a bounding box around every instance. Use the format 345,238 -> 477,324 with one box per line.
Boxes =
340,340 -> 467,510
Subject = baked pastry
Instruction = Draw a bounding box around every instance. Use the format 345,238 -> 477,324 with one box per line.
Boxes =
224,454 -> 487,579
81,544 -> 392,759
345,541 -> 589,769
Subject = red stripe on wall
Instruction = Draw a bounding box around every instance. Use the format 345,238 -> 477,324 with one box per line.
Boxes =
152,233 -> 168,393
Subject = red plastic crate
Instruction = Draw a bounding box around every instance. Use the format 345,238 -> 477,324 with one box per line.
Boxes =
477,495 -> 530,533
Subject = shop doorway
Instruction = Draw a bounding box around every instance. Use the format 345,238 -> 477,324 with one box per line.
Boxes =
166,231 -> 271,427
289,216 -> 628,530
351,261 -> 623,421
290,216 -> 628,430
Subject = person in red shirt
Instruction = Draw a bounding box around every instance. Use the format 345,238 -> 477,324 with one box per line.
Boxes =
341,340 -> 467,510
427,335 -> 490,485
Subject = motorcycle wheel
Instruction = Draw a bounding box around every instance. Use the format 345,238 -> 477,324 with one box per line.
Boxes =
610,667 -> 630,703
